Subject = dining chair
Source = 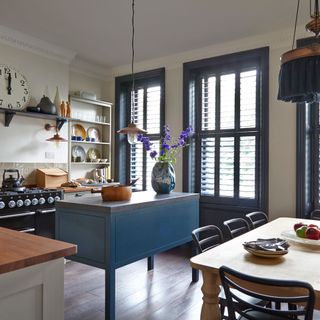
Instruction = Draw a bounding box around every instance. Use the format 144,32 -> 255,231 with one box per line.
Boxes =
191,225 -> 263,319
245,211 -> 268,229
219,265 -> 315,320
310,209 -> 320,220
223,218 -> 250,240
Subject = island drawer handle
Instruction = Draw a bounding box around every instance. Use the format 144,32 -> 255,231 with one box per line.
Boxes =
0,212 -> 36,219
37,209 -> 56,214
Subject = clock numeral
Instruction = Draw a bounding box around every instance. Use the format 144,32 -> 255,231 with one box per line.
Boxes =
0,99 -> 3,106
16,102 -> 21,108
20,79 -> 25,86
22,96 -> 26,102
24,88 -> 29,95
4,68 -> 10,75
0,69 -> 2,76
14,72 -> 17,79
7,103 -> 13,109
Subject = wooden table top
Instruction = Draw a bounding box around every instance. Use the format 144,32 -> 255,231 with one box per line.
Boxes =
191,217 -> 320,293
0,227 -> 77,274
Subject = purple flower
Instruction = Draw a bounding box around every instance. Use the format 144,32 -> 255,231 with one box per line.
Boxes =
150,150 -> 158,159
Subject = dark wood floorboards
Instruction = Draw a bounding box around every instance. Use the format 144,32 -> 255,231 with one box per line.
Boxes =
64,245 -> 203,320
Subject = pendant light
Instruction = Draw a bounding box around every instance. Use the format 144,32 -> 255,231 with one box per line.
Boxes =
44,123 -> 68,142
117,0 -> 147,144
278,0 -> 320,103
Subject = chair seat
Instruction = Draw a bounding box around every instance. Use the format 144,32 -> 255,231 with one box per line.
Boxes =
239,309 -> 288,320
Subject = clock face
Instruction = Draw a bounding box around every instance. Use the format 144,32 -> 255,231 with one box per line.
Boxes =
0,65 -> 30,110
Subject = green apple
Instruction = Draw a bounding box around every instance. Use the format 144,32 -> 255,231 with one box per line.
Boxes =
296,226 -> 308,238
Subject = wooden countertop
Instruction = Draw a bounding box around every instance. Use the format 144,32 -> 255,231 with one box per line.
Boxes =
56,191 -> 199,213
0,227 -> 77,274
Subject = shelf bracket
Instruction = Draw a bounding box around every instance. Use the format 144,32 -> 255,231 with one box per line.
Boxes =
5,111 -> 16,127
56,118 -> 67,131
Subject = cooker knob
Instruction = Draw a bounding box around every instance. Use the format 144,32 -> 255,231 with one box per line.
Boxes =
38,197 -> 46,205
0,201 -> 5,209
31,198 -> 38,206
8,200 -> 16,208
55,196 -> 61,202
24,199 -> 31,206
47,196 -> 54,204
16,200 -> 24,207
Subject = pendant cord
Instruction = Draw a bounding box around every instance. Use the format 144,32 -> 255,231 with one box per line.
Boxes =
292,0 -> 300,50
131,0 -> 135,124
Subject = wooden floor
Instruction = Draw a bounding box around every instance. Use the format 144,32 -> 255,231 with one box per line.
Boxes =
64,245 -> 203,320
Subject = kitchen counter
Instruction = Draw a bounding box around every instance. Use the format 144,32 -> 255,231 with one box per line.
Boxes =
0,227 -> 76,274
56,191 -> 199,320
0,227 -> 76,320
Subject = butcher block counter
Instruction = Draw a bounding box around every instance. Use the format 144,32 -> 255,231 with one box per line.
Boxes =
55,191 -> 199,320
0,227 -> 76,320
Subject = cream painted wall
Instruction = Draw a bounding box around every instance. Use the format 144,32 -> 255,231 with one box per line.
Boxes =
108,27 -> 304,220
0,42 -> 69,163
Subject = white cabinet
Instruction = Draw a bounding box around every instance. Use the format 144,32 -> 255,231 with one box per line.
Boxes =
67,96 -> 112,181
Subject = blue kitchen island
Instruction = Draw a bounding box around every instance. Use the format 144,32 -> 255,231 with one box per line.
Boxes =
55,191 -> 199,320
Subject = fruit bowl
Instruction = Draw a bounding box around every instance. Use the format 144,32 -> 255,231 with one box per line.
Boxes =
281,230 -> 320,246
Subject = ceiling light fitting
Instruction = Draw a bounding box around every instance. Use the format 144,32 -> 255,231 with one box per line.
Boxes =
44,123 -> 68,142
117,0 -> 147,144
278,0 -> 320,103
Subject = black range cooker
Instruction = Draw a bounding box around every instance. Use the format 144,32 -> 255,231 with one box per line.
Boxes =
0,188 -> 63,238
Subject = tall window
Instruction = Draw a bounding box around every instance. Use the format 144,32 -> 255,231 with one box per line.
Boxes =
183,48 -> 268,223
115,68 -> 165,190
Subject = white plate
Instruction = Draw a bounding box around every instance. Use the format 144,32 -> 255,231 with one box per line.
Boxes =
281,230 -> 320,246
87,127 -> 101,142
71,146 -> 86,162
244,247 -> 288,258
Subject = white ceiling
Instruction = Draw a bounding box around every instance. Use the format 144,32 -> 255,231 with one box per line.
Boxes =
0,0 -> 311,68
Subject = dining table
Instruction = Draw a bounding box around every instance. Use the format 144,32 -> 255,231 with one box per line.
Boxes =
190,217 -> 320,320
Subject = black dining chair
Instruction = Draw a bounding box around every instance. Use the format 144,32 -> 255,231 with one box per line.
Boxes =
245,211 -> 268,229
219,265 -> 315,320
191,225 -> 264,319
223,218 -> 250,240
310,209 -> 320,220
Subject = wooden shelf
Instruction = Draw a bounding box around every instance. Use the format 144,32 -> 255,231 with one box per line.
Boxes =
71,141 -> 110,145
69,118 -> 111,126
69,96 -> 112,108
0,107 -> 67,128
71,162 -> 110,165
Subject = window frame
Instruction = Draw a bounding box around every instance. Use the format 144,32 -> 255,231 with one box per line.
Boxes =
183,47 -> 269,211
114,68 -> 165,187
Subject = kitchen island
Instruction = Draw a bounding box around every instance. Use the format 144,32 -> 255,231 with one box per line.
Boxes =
55,191 -> 199,320
0,227 -> 76,320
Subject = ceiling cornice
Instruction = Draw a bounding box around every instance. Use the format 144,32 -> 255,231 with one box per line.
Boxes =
0,25 -> 76,64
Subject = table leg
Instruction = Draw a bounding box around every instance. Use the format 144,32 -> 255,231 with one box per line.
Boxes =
200,271 -> 221,320
147,256 -> 154,271
105,267 -> 115,320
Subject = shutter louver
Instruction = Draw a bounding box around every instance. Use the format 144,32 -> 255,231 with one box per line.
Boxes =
201,138 -> 215,195
146,86 -> 161,134
146,141 -> 160,190
220,74 -> 235,130
240,70 -> 257,128
130,142 -> 144,191
202,76 -> 216,131
132,88 -> 144,128
239,136 -> 256,199
219,137 -> 234,197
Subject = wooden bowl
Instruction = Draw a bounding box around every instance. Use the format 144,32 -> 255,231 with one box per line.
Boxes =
100,185 -> 132,201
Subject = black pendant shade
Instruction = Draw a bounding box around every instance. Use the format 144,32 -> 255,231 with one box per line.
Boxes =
278,0 -> 320,103
278,51 -> 320,103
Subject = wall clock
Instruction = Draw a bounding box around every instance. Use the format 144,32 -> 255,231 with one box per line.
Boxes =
0,65 -> 31,110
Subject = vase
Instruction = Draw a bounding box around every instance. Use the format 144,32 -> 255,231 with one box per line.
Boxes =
151,161 -> 175,194
53,86 -> 61,116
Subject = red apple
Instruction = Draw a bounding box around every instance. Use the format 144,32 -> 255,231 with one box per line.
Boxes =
308,224 -> 319,228
305,227 -> 320,240
294,222 -> 307,231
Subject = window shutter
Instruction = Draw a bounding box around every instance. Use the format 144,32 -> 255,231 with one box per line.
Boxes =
146,86 -> 161,134
220,74 -> 235,130
201,138 -> 215,195
202,76 -> 216,131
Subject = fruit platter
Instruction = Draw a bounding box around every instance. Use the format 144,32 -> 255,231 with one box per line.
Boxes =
281,222 -> 320,246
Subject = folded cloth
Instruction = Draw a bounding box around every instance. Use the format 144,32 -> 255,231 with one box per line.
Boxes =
243,238 -> 289,252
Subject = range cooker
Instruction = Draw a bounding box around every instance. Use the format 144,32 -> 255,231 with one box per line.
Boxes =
0,188 -> 63,238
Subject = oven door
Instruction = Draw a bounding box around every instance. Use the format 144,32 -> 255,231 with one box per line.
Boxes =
35,208 -> 55,239
0,211 -> 36,234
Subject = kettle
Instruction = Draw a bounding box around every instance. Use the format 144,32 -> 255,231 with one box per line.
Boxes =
37,95 -> 57,115
2,169 -> 25,192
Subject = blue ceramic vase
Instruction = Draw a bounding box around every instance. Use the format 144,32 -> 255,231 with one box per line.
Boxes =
151,161 -> 176,194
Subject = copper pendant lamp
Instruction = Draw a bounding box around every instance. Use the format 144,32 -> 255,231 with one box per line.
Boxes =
44,123 -> 68,142
278,0 -> 320,103
117,0 -> 147,144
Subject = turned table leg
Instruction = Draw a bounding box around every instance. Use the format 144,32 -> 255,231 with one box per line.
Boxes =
200,271 -> 221,320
